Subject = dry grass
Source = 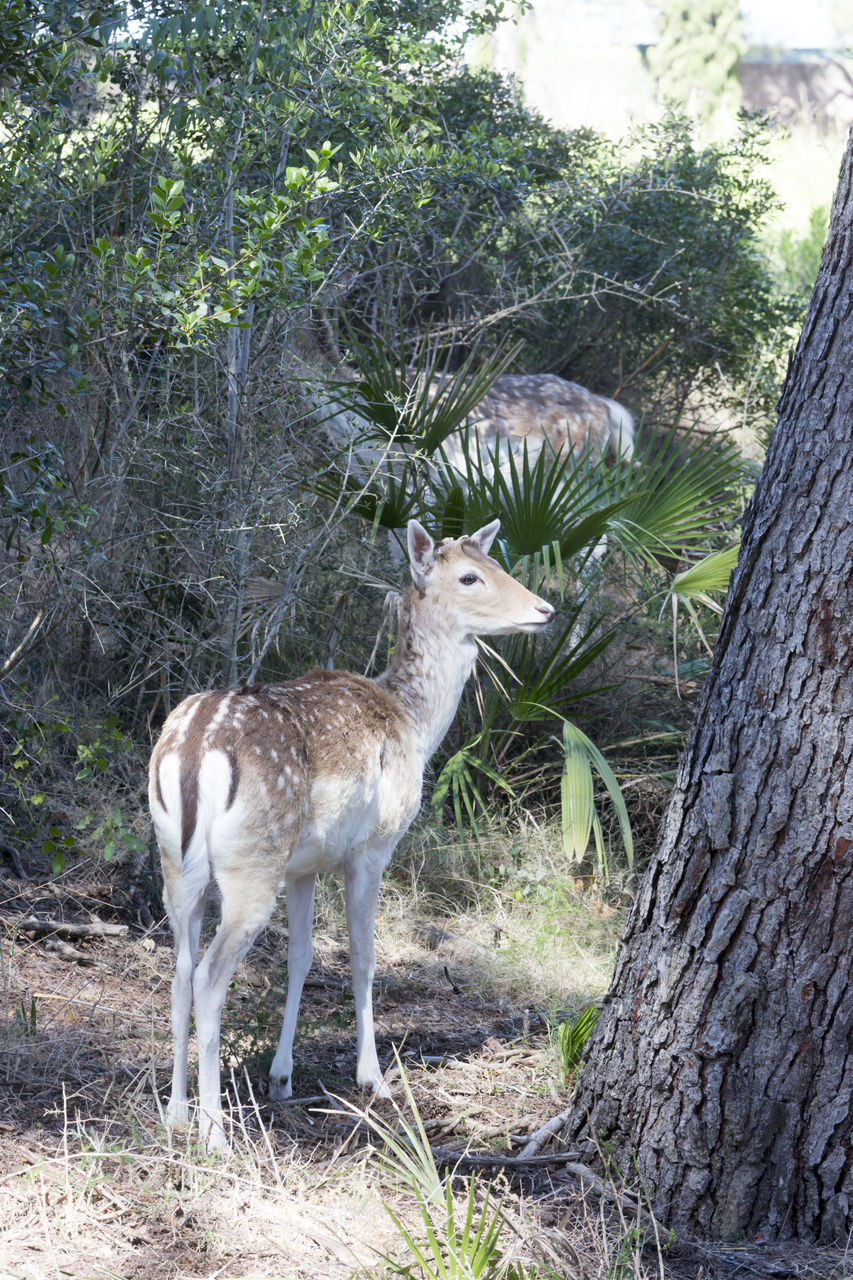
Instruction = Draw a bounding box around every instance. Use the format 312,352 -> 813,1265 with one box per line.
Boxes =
374,819 -> 625,1013
0,844 -> 849,1280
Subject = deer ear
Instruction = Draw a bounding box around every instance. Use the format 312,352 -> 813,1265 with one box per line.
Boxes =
469,519 -> 501,555
407,519 -> 436,590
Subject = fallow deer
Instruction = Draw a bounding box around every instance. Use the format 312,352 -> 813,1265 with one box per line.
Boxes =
149,519 -> 554,1148
294,310 -> 635,485
433,371 -> 635,481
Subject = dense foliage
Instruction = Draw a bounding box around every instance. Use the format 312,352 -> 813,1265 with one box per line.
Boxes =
0,0 -> 794,874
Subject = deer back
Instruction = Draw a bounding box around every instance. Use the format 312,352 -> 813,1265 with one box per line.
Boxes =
149,670 -> 423,884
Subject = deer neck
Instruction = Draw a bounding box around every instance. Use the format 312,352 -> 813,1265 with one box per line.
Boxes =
376,587 -> 477,761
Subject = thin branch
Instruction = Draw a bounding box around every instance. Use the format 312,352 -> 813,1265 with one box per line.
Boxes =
1,608 -> 66,681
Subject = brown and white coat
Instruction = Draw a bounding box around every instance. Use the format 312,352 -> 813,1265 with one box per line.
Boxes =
149,519 -> 553,1148
296,311 -> 635,485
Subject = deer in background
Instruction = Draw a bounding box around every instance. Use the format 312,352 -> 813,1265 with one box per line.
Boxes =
293,309 -> 635,485
149,519 -> 554,1149
425,369 -> 635,480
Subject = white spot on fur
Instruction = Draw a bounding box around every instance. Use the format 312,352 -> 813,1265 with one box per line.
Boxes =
203,693 -> 234,744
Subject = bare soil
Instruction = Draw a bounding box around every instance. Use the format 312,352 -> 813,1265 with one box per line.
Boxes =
0,861 -> 848,1280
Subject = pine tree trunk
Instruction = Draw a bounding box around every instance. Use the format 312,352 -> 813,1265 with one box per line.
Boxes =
562,132 -> 853,1244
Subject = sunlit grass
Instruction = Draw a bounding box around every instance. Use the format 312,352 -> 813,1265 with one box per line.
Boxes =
759,118 -> 844,298
764,119 -> 843,236
369,816 -> 626,1015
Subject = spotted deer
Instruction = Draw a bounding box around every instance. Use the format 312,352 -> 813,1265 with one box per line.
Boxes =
295,310 -> 635,484
149,519 -> 554,1148
432,371 -> 635,481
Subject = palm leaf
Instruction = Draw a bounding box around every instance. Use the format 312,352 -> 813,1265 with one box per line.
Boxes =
504,613 -> 621,720
556,1004 -> 602,1078
666,542 -> 740,690
312,465 -> 421,529
604,425 -> 746,565
431,736 -> 514,834
429,433 -> 643,561
336,311 -> 521,453
561,732 -> 596,861
435,483 -> 467,541
669,541 -> 740,606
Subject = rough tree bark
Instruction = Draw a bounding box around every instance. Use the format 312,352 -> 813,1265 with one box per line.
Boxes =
561,130 -> 853,1244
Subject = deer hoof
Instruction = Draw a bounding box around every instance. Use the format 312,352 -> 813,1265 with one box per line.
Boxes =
200,1119 -> 229,1153
268,1074 -> 293,1101
358,1070 -> 392,1099
165,1099 -> 190,1128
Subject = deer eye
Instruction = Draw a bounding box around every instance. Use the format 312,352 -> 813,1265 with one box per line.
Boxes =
459,572 -> 479,586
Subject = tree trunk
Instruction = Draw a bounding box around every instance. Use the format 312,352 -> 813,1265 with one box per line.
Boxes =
561,132 -> 853,1244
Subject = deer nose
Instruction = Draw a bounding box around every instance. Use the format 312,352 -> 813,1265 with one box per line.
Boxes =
537,602 -> 555,620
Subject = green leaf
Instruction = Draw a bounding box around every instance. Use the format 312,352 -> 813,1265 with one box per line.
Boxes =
334,311 -> 521,455
606,425 -> 747,565
503,612 -> 619,720
431,433 -> 643,563
431,737 -> 513,835
341,1055 -> 514,1279
558,720 -> 633,870
557,1004 -> 602,1077
669,542 -> 740,603
666,542 -> 740,682
311,464 -> 421,529
560,731 -> 595,861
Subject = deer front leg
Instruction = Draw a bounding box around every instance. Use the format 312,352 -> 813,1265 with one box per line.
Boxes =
269,872 -> 317,1100
344,852 -> 391,1098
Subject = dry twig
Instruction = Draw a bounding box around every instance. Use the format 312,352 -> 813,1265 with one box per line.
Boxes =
2,916 -> 128,940
42,938 -> 97,965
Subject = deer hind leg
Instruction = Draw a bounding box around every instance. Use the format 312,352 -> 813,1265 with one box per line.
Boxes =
159,843 -> 211,1129
345,851 -> 392,1098
166,883 -> 209,1128
269,871 -> 317,1100
192,867 -> 278,1150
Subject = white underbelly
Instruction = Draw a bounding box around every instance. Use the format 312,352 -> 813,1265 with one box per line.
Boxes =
283,768 -> 421,878
286,833 -> 348,876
